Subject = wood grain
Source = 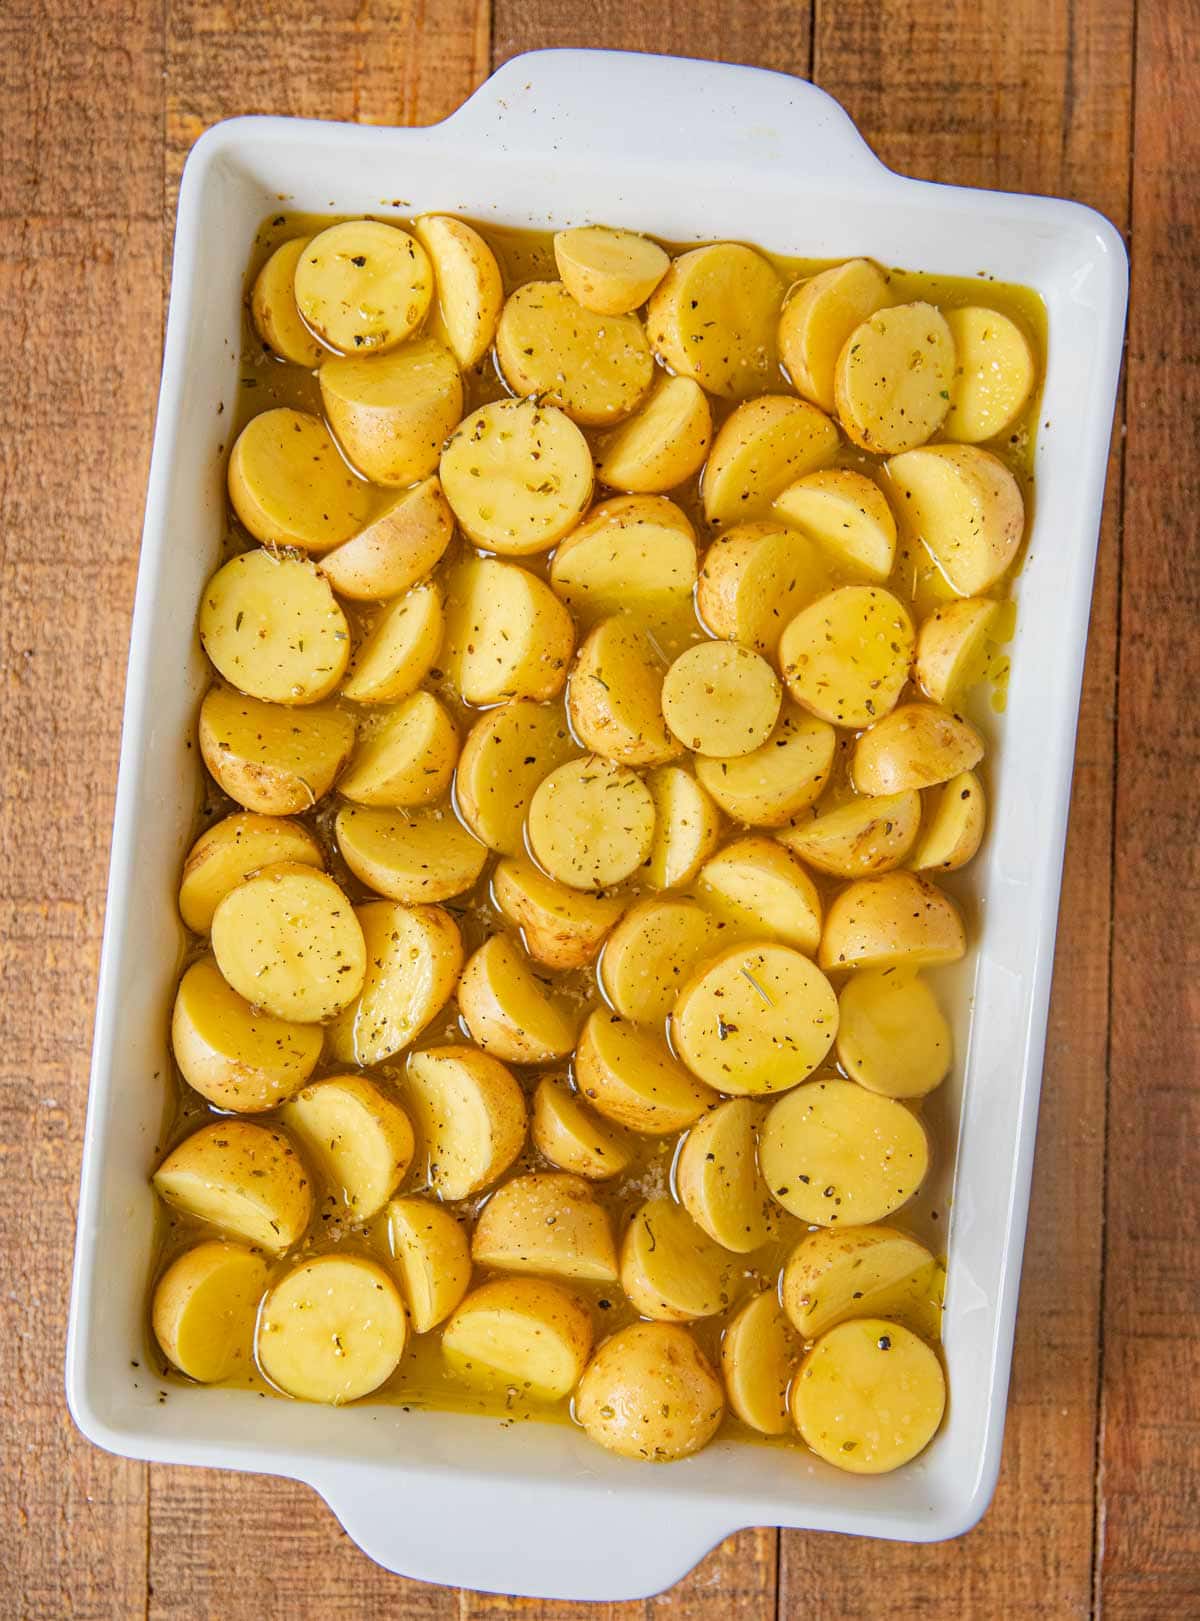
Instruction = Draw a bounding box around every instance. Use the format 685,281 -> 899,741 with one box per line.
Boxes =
491,2 -> 811,73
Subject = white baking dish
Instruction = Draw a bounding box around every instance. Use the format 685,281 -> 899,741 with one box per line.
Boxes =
66,48 -> 1126,1601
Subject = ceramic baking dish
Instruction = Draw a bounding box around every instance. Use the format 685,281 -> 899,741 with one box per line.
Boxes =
66,48 -> 1127,1601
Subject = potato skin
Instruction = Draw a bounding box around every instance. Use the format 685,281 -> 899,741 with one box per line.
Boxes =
405,1044 -> 527,1202
321,338 -> 463,486
171,957 -> 323,1112
886,443 -> 1024,595
153,1119 -> 312,1254
819,871 -> 966,972
853,703 -> 984,795
575,1322 -> 725,1461
493,857 -> 625,971
179,812 -> 324,935
471,1171 -> 619,1283
443,1276 -> 593,1400
320,477 -> 453,602
198,687 -> 355,815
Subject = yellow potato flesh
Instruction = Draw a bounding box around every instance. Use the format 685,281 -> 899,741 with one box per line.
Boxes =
443,557 -> 574,705
320,477 -> 453,602
695,703 -> 835,826
496,280 -> 653,425
779,257 -> 892,413
721,1290 -> 793,1435
595,375 -> 712,494
457,934 -> 579,1063
567,617 -> 681,766
599,898 -> 723,1023
179,811 -> 323,934
527,757 -> 656,890
531,1077 -> 632,1180
886,442 -> 1024,595
293,220 -> 432,354
702,395 -> 840,525
227,408 -> 371,552
645,765 -> 723,889
440,399 -> 594,554
152,1241 -> 268,1383
443,1277 -> 593,1400
853,702 -> 984,795
549,495 -> 697,626
782,1225 -> 936,1339
915,597 -> 1002,705
172,957 -> 322,1112
553,226 -> 670,315
492,858 -> 626,971
620,1196 -> 730,1320
471,1172 -> 618,1283
152,1119 -> 312,1253
780,585 -> 914,729
455,701 -> 575,857
199,687 -> 355,815
836,969 -> 952,1099
834,301 -> 955,454
944,305 -> 1036,443
250,237 -> 325,367
335,805 -> 487,904
779,790 -> 922,878
327,900 -> 462,1067
697,521 -> 829,657
662,641 -> 781,757
340,582 -> 444,705
772,469 -> 898,583
910,770 -> 986,871
413,214 -> 503,368
258,1255 -> 408,1404
819,871 -> 966,972
199,549 -> 349,705
698,837 -> 822,954
385,1196 -> 472,1333
321,338 -> 463,487
575,1010 -> 717,1133
337,692 -> 459,808
576,1321 -> 725,1461
405,1045 -> 527,1201
648,243 -> 784,400
282,1075 -> 414,1221
790,1317 -> 945,1473
676,1097 -> 773,1253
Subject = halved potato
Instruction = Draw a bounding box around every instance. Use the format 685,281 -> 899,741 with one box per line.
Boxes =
200,549 -> 350,705
761,1078 -> 929,1224
172,957 -> 322,1112
567,617 -> 681,767
886,443 -> 1024,595
455,701 -> 575,856
676,1097 -> 773,1253
527,757 -> 656,890
721,1291 -> 793,1435
258,1254 -> 407,1403
600,898 -> 723,1024
385,1196 -> 473,1333
819,871 -> 966,972
199,687 -> 355,815
320,477 -> 453,602
779,258 -> 892,412
405,1045 -> 527,1200
554,226 -> 670,315
910,770 -> 986,871
780,585 -> 914,729
531,1076 -> 632,1181
457,934 -> 579,1063
293,219 -> 432,354
152,1241 -> 268,1383
496,281 -> 654,425
413,214 -> 503,368
702,396 -> 839,525
853,702 -> 984,794
337,692 -> 458,808
944,306 -> 1036,443
335,805 -> 487,904
153,1119 -> 311,1253
782,1224 -> 937,1339
915,597 -> 1003,705
492,857 -> 625,971
327,900 -> 462,1067
443,1277 -> 593,1400
575,1321 -> 725,1461
662,641 -> 781,757
671,941 -> 838,1095
179,812 -> 323,934
647,242 -> 784,399
575,1010 -> 717,1133
443,557 -> 574,705
696,521 -> 828,657
790,1317 -> 945,1472
834,301 -> 955,454
320,337 -> 463,486
645,765 -> 723,889
621,1196 -> 732,1322
698,837 -> 821,954
695,703 -> 835,826
549,495 -> 698,625
836,969 -> 952,1099
779,791 -> 921,878
440,399 -> 593,555
281,1075 -> 414,1220
471,1172 -> 618,1282
227,408 -> 371,552
772,469 -> 897,583
594,375 -> 712,494
250,237 -> 326,367
340,582 -> 444,705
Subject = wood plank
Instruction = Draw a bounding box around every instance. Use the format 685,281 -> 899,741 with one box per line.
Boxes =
1098,0 -> 1200,1610
491,1 -> 811,72
0,4 -> 164,1617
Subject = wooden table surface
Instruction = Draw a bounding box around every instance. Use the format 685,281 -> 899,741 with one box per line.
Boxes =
2,1 -> 1197,1615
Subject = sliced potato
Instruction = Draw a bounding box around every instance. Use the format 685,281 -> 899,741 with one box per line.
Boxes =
886,443 -> 1024,595
568,617 -> 680,767
910,770 -> 986,871
250,237 -> 326,367
790,1317 -> 945,1472
405,1044 -> 527,1201
695,703 -> 835,827
440,399 -> 594,555
293,219 -> 432,355
327,900 -> 462,1067
575,1010 -> 717,1133
645,765 -> 723,889
779,258 -> 892,412
320,477 -> 453,602
179,812 -> 323,934
199,687 -> 355,815
153,1119 -> 311,1253
457,934 -> 579,1063
647,242 -> 784,400
282,1075 -> 414,1220
836,969 -> 952,1099
321,337 -> 463,487
662,641 -> 781,757
337,692 -> 458,808
553,226 -> 670,315
915,597 -> 1002,704
697,521 -> 828,657
698,837 -> 822,954
780,585 -> 915,729
496,280 -> 653,425
152,1241 -> 269,1383
600,897 -> 723,1024
702,396 -> 840,525
671,941 -> 838,1095
772,469 -> 897,583
385,1196 -> 473,1333
834,301 -> 955,454
779,790 -> 921,879
172,957 -> 322,1112
620,1197 -> 731,1321
492,857 -> 625,971
413,214 -> 503,368
676,1098 -> 773,1253
455,701 -> 575,856
471,1172 -> 618,1283
575,1321 -> 725,1461
335,805 -> 487,904
853,702 -> 984,794
944,305 -> 1036,443
531,1076 -> 632,1181
443,1277 -> 593,1400
227,408 -> 371,552
782,1224 -> 937,1339
549,494 -> 698,625
527,757 -> 656,890
443,557 -> 574,705
721,1291 -> 793,1435
594,375 -> 712,494
258,1254 -> 407,1404
340,581 -> 444,705
819,871 -> 966,972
